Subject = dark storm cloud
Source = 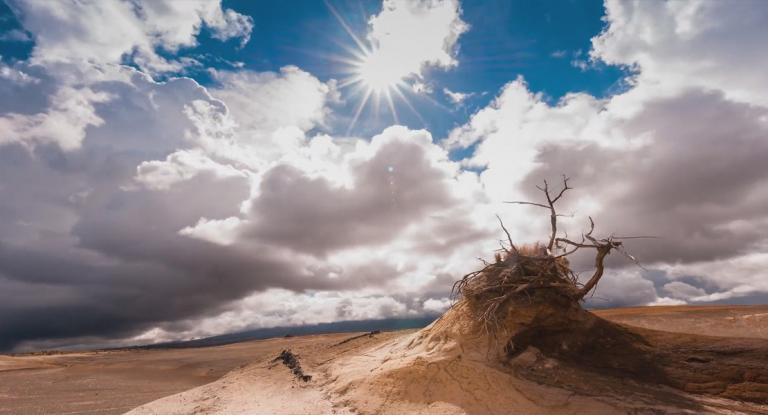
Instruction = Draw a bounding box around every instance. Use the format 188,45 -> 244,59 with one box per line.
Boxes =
0,235 -> 360,350
0,69 -> 292,350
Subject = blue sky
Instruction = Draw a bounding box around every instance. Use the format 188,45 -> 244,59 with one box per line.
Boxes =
1,0 -> 767,351
206,0 -> 625,138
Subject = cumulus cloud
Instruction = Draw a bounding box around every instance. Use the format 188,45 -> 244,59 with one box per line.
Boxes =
0,61 -> 37,84
241,126 -> 466,255
0,59 -> 492,350
8,0 -> 253,73
364,0 -> 468,80
0,85 -> 111,150
592,0 -> 768,106
134,149 -> 248,191
422,297 -> 451,314
210,67 -> 335,154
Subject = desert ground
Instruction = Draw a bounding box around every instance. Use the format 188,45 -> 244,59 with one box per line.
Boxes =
2,304 -> 768,415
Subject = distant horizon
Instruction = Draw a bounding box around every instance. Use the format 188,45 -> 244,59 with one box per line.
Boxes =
13,302 -> 768,354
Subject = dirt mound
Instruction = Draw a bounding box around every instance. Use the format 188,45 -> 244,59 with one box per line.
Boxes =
323,305 -> 768,414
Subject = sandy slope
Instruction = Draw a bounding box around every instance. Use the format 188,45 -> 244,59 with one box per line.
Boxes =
0,334 -> 377,415
3,305 -> 768,415
127,305 -> 768,415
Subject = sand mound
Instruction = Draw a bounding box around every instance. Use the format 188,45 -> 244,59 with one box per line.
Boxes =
323,320 -> 622,415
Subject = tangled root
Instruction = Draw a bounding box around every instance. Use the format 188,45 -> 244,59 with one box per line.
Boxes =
451,243 -> 582,336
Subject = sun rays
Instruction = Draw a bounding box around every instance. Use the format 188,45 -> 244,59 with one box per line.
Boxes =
326,1 -> 423,134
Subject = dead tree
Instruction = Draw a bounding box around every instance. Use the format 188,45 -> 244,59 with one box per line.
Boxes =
438,178 -> 768,405
451,176 -> 643,335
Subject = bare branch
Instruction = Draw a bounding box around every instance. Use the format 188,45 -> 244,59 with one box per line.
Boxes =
504,201 -> 551,209
586,216 -> 595,237
555,235 -> 586,258
556,237 -> 598,249
498,240 -> 511,254
576,242 -> 616,299
496,215 -> 518,254
505,177 -> 572,252
550,175 -> 572,204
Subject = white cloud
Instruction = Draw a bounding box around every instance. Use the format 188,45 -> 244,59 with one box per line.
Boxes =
660,253 -> 768,302
585,268 -> 660,308
412,81 -> 433,94
211,66 -> 334,140
126,289 -> 415,345
592,0 -> 768,106
0,61 -> 38,84
364,0 -> 468,80
443,88 -> 473,104
663,281 -> 707,300
134,149 -> 247,191
11,0 -> 253,74
179,216 -> 243,246
422,297 -> 450,314
138,1 -> 254,47
0,85 -> 111,150
647,297 -> 687,306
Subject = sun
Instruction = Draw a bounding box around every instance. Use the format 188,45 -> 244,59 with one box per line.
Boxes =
355,49 -> 405,93
326,2 -> 424,134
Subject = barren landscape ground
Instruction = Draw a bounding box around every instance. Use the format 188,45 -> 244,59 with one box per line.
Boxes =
2,304 -> 768,415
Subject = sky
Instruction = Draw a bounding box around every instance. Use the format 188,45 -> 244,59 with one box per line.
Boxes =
0,0 -> 767,352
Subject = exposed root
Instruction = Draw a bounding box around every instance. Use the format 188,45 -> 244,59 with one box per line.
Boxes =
451,243 -> 580,337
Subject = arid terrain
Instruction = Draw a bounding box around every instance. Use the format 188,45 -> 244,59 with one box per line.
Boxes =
2,305 -> 768,415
